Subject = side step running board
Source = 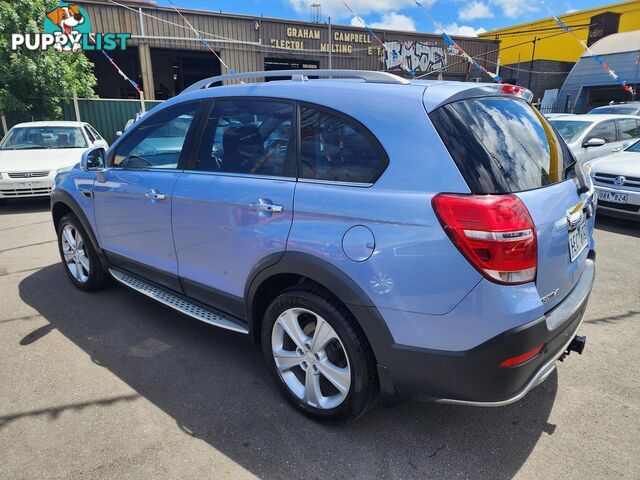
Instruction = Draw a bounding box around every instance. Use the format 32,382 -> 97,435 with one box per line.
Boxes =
109,269 -> 249,334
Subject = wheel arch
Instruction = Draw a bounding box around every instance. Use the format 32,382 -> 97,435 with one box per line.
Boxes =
245,251 -> 377,343
51,190 -> 103,263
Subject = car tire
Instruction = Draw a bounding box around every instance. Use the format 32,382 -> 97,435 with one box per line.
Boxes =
262,285 -> 378,423
56,213 -> 111,291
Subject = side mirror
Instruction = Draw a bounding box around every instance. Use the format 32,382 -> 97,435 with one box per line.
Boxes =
80,147 -> 106,172
583,137 -> 606,148
116,130 -> 123,137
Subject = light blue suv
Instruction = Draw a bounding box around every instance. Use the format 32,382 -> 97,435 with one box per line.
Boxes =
51,70 -> 596,422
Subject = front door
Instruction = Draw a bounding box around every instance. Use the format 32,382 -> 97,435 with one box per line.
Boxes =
172,99 -> 297,316
583,119 -> 618,161
93,102 -> 201,290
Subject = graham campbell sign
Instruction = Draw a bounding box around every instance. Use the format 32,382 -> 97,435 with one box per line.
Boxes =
11,3 -> 129,52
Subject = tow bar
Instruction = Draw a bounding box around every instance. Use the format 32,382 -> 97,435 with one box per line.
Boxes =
559,335 -> 586,362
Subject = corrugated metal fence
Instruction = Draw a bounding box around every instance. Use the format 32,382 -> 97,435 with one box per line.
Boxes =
2,98 -> 163,144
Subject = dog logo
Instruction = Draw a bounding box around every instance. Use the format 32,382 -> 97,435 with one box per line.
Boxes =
44,4 -> 89,52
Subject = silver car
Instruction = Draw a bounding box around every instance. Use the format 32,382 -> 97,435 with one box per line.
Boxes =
550,114 -> 640,164
588,139 -> 640,221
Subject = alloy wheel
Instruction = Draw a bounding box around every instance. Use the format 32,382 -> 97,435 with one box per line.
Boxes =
61,225 -> 90,283
271,307 -> 351,410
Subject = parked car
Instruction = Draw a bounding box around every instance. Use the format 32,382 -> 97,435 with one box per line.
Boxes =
549,114 -> 640,164
0,121 -> 108,200
51,70 -> 596,422
544,112 -> 573,119
588,102 -> 640,116
588,139 -> 640,220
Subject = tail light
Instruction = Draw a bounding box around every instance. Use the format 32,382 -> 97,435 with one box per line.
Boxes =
500,344 -> 545,367
432,193 -> 537,285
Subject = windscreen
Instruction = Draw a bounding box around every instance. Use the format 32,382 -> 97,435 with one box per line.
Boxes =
549,119 -> 593,143
430,97 -> 569,194
1,126 -> 88,150
589,106 -> 637,115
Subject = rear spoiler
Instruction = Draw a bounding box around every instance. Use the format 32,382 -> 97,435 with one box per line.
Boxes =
427,84 -> 534,112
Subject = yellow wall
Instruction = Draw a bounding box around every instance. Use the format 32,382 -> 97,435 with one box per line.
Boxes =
479,0 -> 640,66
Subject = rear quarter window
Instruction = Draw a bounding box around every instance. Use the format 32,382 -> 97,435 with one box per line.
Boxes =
430,97 -> 568,194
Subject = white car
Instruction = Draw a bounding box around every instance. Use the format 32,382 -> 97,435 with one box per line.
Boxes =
549,114 -> 640,164
0,121 -> 108,200
588,139 -> 640,221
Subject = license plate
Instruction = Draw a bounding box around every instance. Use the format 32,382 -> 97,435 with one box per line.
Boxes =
568,220 -> 588,262
598,190 -> 628,204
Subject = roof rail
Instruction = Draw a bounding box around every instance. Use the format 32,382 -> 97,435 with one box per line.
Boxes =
180,69 -> 410,94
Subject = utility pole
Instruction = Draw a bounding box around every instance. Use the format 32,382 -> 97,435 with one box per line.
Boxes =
328,16 -> 332,70
633,54 -> 639,101
528,37 -> 537,90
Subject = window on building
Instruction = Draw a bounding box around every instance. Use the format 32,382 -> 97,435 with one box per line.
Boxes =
196,99 -> 295,177
299,105 -> 387,183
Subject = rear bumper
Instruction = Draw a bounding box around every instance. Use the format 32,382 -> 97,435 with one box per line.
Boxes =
368,254 -> 595,405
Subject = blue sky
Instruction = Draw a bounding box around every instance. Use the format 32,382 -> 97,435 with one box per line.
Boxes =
156,0 -> 617,36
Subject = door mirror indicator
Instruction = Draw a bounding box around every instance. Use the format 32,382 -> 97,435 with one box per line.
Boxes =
80,147 -> 106,172
583,137 -> 606,148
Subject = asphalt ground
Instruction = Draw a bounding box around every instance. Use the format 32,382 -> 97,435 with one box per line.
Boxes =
0,198 -> 638,479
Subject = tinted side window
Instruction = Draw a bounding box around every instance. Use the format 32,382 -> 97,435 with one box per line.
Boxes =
617,118 -> 640,140
88,124 -> 103,141
83,126 -> 95,143
114,103 -> 197,169
588,120 -> 617,143
196,100 -> 294,177
299,106 -> 387,183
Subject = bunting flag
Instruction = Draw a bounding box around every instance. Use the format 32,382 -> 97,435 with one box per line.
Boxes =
440,31 -> 503,83
415,1 -> 502,83
342,1 -> 416,78
540,0 -> 634,96
168,0 -> 235,74
88,34 -> 142,94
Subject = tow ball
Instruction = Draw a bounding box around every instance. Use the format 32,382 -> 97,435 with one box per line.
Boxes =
559,335 -> 587,362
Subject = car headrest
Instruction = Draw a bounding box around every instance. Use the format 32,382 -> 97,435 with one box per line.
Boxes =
223,125 -> 263,172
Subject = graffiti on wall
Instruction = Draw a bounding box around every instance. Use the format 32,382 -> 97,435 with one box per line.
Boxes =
383,41 -> 446,73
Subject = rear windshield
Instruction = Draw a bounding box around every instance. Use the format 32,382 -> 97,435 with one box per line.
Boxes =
430,97 -> 569,194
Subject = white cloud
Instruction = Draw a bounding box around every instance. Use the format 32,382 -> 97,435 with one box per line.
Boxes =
287,0 -> 435,19
566,8 -> 578,13
437,22 -> 487,37
366,12 -> 417,31
490,0 -> 539,19
458,1 -> 494,21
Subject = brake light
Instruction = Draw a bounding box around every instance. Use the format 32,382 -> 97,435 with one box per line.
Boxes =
432,194 -> 537,285
500,344 -> 545,368
500,84 -> 534,102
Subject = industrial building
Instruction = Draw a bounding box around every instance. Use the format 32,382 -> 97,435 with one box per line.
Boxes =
479,0 -> 640,102
79,0 -> 499,100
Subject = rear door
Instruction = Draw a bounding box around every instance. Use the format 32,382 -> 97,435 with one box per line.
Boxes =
430,96 -> 594,312
172,98 -> 296,314
616,118 -> 640,151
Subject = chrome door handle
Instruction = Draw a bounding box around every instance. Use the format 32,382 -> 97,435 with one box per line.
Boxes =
145,189 -> 167,201
612,148 -> 621,152
250,201 -> 283,213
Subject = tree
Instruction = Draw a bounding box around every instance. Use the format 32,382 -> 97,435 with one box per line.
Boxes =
0,0 -> 96,119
